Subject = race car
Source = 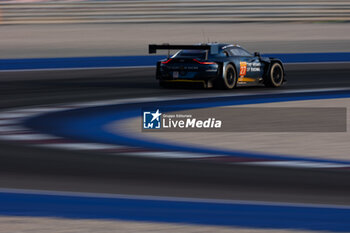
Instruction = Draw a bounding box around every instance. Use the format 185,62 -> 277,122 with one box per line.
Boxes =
148,43 -> 286,89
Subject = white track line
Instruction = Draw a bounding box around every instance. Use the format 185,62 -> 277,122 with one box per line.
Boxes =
7,107 -> 68,113
0,134 -> 59,141
0,65 -> 154,73
0,112 -> 36,118
42,143 -> 124,150
0,126 -> 26,132
239,161 -> 349,168
124,151 -> 220,159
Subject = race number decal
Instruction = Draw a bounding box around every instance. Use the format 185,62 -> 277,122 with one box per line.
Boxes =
240,62 -> 247,76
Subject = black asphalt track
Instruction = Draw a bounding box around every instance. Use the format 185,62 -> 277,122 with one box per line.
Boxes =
1,63 -> 350,205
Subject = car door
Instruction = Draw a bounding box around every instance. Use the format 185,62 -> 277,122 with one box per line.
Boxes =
230,47 -> 262,82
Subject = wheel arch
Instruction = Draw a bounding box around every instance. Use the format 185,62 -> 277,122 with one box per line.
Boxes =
267,58 -> 285,76
262,58 -> 286,81
220,61 -> 237,80
215,61 -> 238,89
263,58 -> 285,87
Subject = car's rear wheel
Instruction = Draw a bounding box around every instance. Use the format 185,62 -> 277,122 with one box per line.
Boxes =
265,62 -> 284,87
220,64 -> 237,89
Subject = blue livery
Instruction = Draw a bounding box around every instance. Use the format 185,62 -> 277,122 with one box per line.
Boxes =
149,43 -> 286,89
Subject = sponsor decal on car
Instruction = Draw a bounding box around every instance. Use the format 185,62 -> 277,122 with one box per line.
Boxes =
239,61 -> 247,77
240,61 -> 261,77
247,62 -> 261,72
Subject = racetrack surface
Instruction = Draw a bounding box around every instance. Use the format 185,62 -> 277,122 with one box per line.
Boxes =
1,64 -> 350,206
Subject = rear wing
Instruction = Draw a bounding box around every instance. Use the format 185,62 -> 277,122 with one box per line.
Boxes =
148,44 -> 219,60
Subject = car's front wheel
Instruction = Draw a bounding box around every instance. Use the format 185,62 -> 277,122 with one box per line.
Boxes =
219,64 -> 237,89
265,62 -> 284,87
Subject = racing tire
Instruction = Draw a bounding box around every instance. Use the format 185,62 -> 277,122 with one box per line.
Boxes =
265,62 -> 284,87
219,64 -> 237,89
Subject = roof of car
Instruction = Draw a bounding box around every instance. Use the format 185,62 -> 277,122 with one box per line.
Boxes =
197,43 -> 241,49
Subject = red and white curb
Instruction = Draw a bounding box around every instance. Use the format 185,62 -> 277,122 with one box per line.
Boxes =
0,106 -> 132,153
0,88 -> 349,169
0,97 -> 219,159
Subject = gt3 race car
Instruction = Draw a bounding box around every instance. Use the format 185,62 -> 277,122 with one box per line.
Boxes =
149,43 -> 286,89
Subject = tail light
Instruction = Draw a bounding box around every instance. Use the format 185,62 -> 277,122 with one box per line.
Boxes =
161,58 -> 172,64
193,59 -> 216,65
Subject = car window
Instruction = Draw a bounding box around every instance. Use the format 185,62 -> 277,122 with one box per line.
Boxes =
229,48 -> 241,56
229,48 -> 252,57
237,48 -> 252,56
175,50 -> 206,59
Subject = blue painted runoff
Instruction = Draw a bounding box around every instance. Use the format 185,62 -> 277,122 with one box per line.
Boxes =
0,52 -> 349,70
1,191 -> 350,232
0,55 -> 164,70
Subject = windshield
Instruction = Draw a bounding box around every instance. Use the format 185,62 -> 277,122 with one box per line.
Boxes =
174,50 -> 207,59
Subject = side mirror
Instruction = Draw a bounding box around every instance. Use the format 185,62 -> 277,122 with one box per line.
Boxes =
254,52 -> 261,57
